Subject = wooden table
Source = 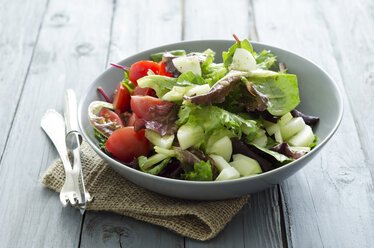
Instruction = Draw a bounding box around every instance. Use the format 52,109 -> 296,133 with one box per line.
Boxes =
1,0 -> 373,247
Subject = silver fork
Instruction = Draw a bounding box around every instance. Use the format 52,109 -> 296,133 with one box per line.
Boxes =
64,89 -> 92,212
41,109 -> 79,206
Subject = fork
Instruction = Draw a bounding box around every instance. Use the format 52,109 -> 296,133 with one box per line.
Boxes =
41,109 -> 79,206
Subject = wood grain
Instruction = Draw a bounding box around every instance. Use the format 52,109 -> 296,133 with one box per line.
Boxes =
253,0 -> 374,247
80,212 -> 183,248
0,0 -> 113,246
243,187 -> 284,248
318,0 -> 374,180
79,0 -> 185,246
183,0 -> 256,40
0,0 -> 48,160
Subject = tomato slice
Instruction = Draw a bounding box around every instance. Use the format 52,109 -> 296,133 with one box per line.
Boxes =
112,82 -> 131,113
127,112 -> 140,126
158,61 -> 172,77
132,86 -> 156,97
106,127 -> 149,162
98,108 -> 124,127
129,61 -> 160,86
130,95 -> 173,119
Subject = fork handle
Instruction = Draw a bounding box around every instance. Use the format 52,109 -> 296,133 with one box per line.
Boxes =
41,110 -> 73,173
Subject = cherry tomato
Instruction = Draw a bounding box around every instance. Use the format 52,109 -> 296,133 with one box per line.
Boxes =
129,61 -> 160,86
98,108 -> 124,127
132,86 -> 156,97
106,127 -> 149,162
158,62 -> 172,77
112,82 -> 131,113
130,95 -> 173,119
127,112 -> 140,126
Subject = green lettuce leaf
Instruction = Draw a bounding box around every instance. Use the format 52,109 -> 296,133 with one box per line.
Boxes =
181,160 -> 213,181
177,105 -> 258,139
93,128 -> 107,151
147,158 -> 171,175
121,70 -> 135,94
202,63 -> 228,86
177,71 -> 206,85
138,72 -> 208,98
137,75 -> 179,97
255,50 -> 277,70
245,74 -> 300,116
309,135 -> 318,148
217,80 -> 268,114
138,156 -> 171,175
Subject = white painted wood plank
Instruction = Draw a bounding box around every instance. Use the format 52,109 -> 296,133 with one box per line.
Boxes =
183,1 -> 283,247
79,0 -> 185,246
80,212 -> 184,248
186,188 -> 284,248
108,0 -> 183,65
184,0 -> 257,41
0,0 -> 47,159
243,187 -> 284,248
318,0 -> 374,180
253,0 -> 374,247
0,0 -> 113,247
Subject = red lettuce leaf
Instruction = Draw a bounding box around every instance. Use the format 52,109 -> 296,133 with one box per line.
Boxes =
270,142 -> 304,159
291,109 -> 319,126
158,158 -> 184,179
134,104 -> 179,136
184,71 -> 244,105
244,81 -> 269,112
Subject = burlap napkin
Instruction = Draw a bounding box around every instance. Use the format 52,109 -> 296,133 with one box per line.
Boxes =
42,141 -> 249,241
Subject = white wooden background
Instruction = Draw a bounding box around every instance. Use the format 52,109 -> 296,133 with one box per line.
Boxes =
1,0 -> 374,247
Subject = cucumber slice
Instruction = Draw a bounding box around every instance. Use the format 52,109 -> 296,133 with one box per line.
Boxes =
206,129 -> 233,150
252,134 -> 267,147
274,129 -> 283,143
177,124 -> 204,150
277,112 -> 293,127
172,56 -> 202,75
215,167 -> 240,181
280,117 -> 305,140
185,84 -> 211,97
206,136 -> 232,162
288,125 -> 314,147
232,153 -> 262,173
230,158 -> 262,177
264,121 -> 280,136
145,129 -> 174,149
230,48 -> 257,72
209,154 -> 231,172
232,154 -> 248,161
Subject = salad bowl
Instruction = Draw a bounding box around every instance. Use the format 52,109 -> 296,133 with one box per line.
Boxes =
78,40 -> 343,200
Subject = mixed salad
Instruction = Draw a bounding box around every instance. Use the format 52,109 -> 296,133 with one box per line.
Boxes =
88,35 -> 319,181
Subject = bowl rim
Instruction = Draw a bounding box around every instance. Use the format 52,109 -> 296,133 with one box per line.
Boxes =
78,39 -> 344,186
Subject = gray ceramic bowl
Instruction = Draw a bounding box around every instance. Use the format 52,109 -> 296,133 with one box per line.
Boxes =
78,40 -> 343,200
